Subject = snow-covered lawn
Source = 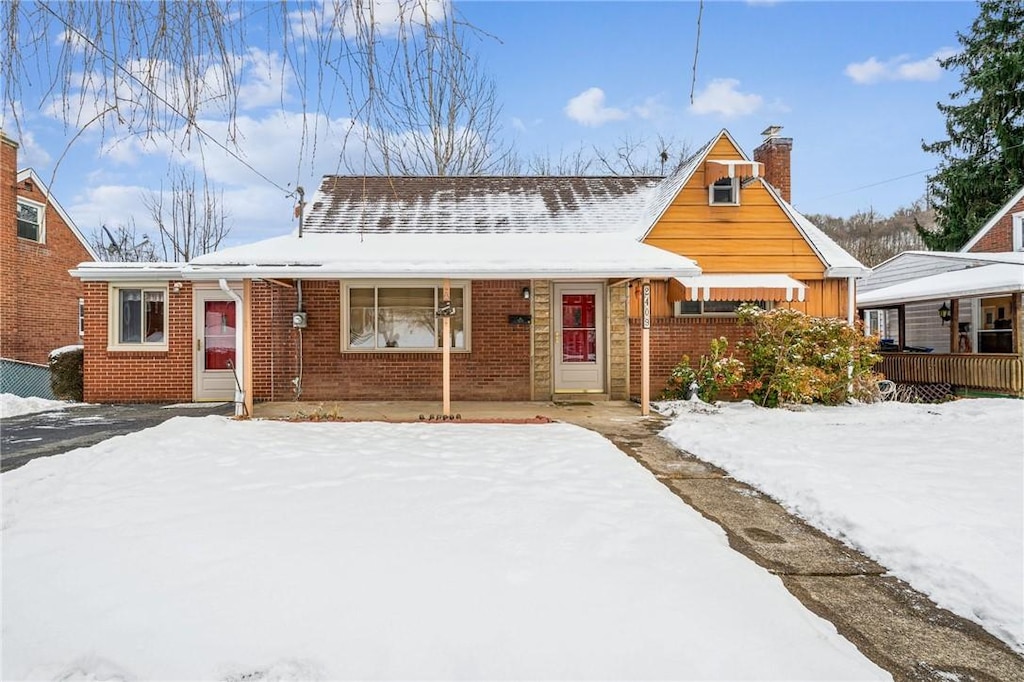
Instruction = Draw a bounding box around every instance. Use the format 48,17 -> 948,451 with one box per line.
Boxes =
1,417 -> 886,681
661,397 -> 1024,653
0,393 -> 73,418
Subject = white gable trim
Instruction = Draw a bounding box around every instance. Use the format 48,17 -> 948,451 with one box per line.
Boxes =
959,185 -> 1024,253
637,129 -> 747,242
17,168 -> 100,261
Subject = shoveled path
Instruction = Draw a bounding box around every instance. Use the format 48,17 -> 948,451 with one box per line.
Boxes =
584,412 -> 1024,682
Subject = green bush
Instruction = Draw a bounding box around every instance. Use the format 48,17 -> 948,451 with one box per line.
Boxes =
50,346 -> 84,401
737,305 -> 882,407
663,337 -> 745,403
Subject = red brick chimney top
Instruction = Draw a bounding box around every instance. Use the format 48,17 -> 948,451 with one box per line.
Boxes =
753,126 -> 793,204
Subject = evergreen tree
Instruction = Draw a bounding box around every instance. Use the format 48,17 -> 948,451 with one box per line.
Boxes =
919,0 -> 1024,251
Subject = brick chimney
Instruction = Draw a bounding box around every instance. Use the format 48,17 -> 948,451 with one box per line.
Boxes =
753,125 -> 793,204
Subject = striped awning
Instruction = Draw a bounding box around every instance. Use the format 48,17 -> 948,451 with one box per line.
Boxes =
672,274 -> 808,302
704,160 -> 762,184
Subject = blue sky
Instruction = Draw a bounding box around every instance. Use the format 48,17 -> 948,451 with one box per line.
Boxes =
4,1 -> 980,251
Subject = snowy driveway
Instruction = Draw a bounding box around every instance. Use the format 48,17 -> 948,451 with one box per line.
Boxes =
0,402 -> 232,472
1,416 -> 887,681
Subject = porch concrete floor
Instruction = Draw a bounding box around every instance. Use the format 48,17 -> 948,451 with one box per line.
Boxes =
250,399 -> 1024,680
252,399 -> 645,427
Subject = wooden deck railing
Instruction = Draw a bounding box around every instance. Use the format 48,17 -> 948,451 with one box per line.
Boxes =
877,353 -> 1024,395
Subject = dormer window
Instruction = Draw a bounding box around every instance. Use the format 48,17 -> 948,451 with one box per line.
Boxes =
709,177 -> 739,206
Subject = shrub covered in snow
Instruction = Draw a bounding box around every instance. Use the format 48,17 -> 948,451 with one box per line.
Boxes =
49,345 -> 84,401
662,337 -> 745,403
737,305 -> 882,407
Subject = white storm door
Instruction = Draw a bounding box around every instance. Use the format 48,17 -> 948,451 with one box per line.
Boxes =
553,283 -> 605,393
193,288 -> 240,401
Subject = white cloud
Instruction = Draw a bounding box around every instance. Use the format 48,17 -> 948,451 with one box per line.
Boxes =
511,117 -> 526,133
290,0 -> 450,41
564,87 -> 629,127
845,48 -> 956,84
12,130 -> 53,169
689,79 -> 763,118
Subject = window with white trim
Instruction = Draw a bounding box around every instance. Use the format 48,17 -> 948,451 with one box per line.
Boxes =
108,285 -> 168,349
343,282 -> 470,351
1013,213 -> 1023,251
16,198 -> 45,242
675,300 -> 769,317
709,177 -> 739,206
78,298 -> 85,337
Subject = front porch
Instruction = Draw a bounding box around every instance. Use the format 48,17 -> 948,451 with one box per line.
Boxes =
877,352 -> 1024,397
252,399 -> 652,426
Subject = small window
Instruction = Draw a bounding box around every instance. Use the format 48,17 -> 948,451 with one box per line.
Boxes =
709,177 -> 739,206
78,298 -> 85,337
675,300 -> 769,317
108,285 -> 168,350
344,282 -> 470,351
17,198 -> 45,242
1013,213 -> 1023,251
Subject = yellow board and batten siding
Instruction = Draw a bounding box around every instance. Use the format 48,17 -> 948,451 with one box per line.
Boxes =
637,133 -> 848,318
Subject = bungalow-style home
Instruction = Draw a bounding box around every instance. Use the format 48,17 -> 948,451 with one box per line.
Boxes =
858,186 -> 1024,396
1,131 -> 98,395
71,128 -> 867,414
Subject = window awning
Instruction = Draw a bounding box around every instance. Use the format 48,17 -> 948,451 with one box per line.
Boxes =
704,160 -> 761,185
671,274 -> 808,302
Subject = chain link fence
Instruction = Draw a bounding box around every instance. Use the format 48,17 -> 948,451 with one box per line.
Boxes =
1,358 -> 55,400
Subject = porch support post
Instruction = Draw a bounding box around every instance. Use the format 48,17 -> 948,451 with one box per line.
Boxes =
949,298 -> 960,353
641,278 -> 651,416
898,304 -> 906,351
442,278 -> 451,417
243,279 -> 254,417
846,277 -> 855,326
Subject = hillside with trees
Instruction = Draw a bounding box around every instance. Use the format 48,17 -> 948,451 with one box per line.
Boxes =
807,199 -> 934,267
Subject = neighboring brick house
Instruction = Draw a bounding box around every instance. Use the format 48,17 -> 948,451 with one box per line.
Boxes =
1,132 -> 98,366
71,128 -> 867,411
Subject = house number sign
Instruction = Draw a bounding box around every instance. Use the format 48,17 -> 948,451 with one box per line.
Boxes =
642,283 -> 651,329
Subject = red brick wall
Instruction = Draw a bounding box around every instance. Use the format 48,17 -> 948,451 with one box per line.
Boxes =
82,281 -> 194,402
628,316 -> 752,399
968,195 -> 1024,252
1,135 -> 94,365
251,279 -> 534,401
753,137 -> 793,204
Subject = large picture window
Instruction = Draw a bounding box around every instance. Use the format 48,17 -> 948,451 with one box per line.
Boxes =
108,285 -> 168,350
344,283 -> 469,351
16,198 -> 45,242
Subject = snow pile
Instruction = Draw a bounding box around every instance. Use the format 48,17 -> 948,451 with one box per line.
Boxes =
1,393 -> 71,418
48,344 -> 83,359
661,398 -> 1024,652
2,417 -> 887,681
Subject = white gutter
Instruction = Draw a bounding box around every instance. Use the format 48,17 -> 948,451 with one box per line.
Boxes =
218,278 -> 245,417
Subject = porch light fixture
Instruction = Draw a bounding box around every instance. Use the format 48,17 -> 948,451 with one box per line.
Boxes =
436,300 -> 456,318
521,286 -> 531,300
938,302 -> 952,325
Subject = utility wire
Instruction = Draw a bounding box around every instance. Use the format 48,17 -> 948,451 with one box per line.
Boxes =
39,3 -> 295,197
812,167 -> 934,201
689,0 -> 704,104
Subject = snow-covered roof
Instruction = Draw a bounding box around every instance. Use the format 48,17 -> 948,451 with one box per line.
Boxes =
873,250 -> 1024,269
303,176 -> 662,238
857,262 -> 1024,307
959,185 -> 1024,253
17,168 -> 100,261
87,232 -> 701,280
770,186 -> 870,277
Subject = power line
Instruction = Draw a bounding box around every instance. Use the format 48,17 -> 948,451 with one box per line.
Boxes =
812,167 -> 934,202
39,4 -> 295,197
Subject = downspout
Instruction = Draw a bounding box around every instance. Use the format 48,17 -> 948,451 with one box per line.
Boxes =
219,278 -> 245,417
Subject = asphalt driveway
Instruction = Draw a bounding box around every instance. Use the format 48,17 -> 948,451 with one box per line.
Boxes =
1,402 -> 234,473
